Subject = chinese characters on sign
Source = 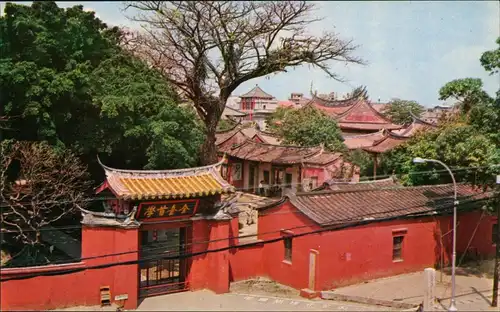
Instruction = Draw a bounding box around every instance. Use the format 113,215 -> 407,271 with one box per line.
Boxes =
137,200 -> 199,220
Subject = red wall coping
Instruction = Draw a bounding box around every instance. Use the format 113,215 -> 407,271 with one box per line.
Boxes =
0,261 -> 85,276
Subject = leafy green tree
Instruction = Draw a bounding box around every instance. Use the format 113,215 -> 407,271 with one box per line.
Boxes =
265,106 -> 294,134
217,118 -> 238,132
346,149 -> 374,178
481,37 -> 500,75
280,106 -> 346,152
0,2 -> 204,177
382,98 -> 425,124
438,78 -> 492,114
379,123 -> 500,186
90,54 -> 204,170
0,1 -> 119,145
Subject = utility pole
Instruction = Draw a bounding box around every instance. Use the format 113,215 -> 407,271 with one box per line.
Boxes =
492,174 -> 500,307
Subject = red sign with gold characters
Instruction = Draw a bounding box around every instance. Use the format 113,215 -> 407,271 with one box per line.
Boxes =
137,200 -> 199,221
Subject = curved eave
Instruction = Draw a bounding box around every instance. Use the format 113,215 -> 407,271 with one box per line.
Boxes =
336,100 -> 403,127
226,139 -> 324,164
339,123 -> 403,131
409,110 -> 438,127
97,155 -> 226,175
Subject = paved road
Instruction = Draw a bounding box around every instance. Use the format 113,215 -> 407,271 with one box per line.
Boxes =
137,290 -> 394,311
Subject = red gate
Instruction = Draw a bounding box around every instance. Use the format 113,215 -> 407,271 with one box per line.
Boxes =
139,227 -> 189,298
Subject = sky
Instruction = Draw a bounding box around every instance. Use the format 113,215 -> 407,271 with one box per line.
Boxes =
1,1 -> 499,107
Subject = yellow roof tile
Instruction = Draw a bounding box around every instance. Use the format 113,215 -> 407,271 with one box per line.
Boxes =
98,158 -> 234,200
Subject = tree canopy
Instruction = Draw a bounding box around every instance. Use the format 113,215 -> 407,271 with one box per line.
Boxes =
278,106 -> 346,152
0,1 -> 204,180
438,78 -> 492,115
265,106 -> 294,134
382,98 -> 425,125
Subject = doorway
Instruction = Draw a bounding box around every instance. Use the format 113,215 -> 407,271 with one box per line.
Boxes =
139,227 -> 188,298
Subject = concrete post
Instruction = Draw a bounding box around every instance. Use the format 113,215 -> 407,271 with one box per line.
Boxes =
424,268 -> 436,311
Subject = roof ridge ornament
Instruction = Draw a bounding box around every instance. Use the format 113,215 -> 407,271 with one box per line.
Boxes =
96,155 -> 226,175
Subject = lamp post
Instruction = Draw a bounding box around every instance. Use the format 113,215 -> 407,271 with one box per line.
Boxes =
413,157 -> 458,311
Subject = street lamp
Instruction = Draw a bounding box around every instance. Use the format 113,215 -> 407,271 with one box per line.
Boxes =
413,157 -> 458,311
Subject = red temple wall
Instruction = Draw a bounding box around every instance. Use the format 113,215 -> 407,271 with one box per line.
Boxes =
244,202 -> 495,292
1,202 -> 494,310
227,217 -> 264,282
1,226 -> 139,311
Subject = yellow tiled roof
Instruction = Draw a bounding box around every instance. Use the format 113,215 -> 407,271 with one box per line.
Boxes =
98,158 -> 234,200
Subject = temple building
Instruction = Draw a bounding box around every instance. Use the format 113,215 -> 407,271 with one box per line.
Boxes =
1,158 -> 249,310
218,139 -> 358,196
306,91 -> 402,136
215,123 -> 282,151
221,106 -> 247,122
239,85 -> 278,130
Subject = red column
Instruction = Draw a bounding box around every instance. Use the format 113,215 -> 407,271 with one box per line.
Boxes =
81,225 -> 139,310
187,218 -> 231,294
206,219 -> 231,294
187,218 -> 209,290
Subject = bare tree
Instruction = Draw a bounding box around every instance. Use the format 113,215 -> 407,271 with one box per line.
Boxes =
0,141 -> 91,247
123,1 -> 364,165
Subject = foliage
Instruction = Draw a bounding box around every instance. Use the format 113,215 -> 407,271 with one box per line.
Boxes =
0,2 -> 203,177
0,141 -> 90,263
346,149 -> 374,178
381,38 -> 500,193
217,118 -> 238,132
379,124 -> 500,187
89,53 -> 204,170
480,37 -> 500,75
382,98 -> 425,125
124,1 -> 363,164
438,78 -> 491,114
265,106 -> 294,134
279,106 -> 346,152
0,1 -> 119,145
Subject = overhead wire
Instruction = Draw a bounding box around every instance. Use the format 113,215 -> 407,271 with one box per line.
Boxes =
0,165 -> 495,234
0,195 -> 493,276
1,198 -> 488,282
15,194 -> 489,266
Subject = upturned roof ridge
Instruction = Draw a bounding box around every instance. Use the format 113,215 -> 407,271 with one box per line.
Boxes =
97,155 -> 226,175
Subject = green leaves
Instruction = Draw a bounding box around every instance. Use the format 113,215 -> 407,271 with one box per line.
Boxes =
89,53 -> 204,170
278,105 -> 346,152
265,106 -> 293,134
382,98 -> 425,125
480,37 -> 500,75
1,1 -> 204,181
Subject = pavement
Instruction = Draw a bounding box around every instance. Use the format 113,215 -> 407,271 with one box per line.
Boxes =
58,290 -> 393,311
135,290 -> 394,311
325,270 -> 500,311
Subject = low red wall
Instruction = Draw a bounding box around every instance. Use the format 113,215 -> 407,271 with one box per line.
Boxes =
231,202 -> 497,292
229,243 -> 264,282
1,226 -> 139,311
2,206 -> 494,311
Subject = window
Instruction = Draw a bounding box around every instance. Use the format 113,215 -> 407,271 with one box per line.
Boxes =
493,224 -> 498,244
393,236 -> 404,261
285,173 -> 293,188
310,176 -> 318,190
284,237 -> 292,262
263,170 -> 270,184
263,105 -> 266,110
